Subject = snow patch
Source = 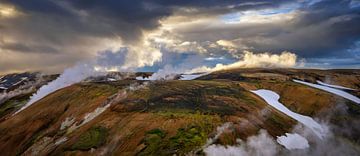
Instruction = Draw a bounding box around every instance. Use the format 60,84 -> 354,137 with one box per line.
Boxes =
135,76 -> 153,81
107,78 -> 117,81
60,117 -> 75,130
251,89 -> 327,139
12,77 -> 28,86
67,91 -> 128,132
82,104 -> 110,125
294,80 -> 360,104
179,73 -> 208,80
68,104 -> 110,132
54,137 -> 68,145
276,133 -> 309,150
316,81 -> 356,91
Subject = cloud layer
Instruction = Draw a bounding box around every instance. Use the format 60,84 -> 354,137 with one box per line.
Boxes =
0,0 -> 359,74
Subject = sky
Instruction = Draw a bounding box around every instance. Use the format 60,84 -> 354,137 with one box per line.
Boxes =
0,0 -> 359,74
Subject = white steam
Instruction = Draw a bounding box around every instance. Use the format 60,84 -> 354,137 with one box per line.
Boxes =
204,87 -> 360,155
204,129 -> 279,156
14,43 -> 162,115
204,122 -> 360,156
140,51 -> 298,81
14,63 -> 103,114
191,51 -> 297,73
0,86 -> 33,105
137,65 -> 181,80
203,122 -> 233,148
136,64 -> 209,81
0,74 -> 45,105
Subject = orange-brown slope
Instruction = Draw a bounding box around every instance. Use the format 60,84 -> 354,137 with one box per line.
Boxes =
0,80 -> 297,156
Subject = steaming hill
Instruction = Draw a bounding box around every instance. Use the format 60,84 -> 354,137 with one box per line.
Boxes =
0,69 -> 359,156
0,73 -> 58,119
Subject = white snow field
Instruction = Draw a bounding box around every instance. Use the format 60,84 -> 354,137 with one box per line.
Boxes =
135,76 -> 153,81
276,133 -> 309,150
316,80 -> 356,90
179,73 -> 208,80
294,80 -> 360,104
251,89 -> 327,139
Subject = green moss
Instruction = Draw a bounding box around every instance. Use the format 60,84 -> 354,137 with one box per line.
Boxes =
255,83 -> 263,89
70,126 -> 108,151
139,125 -> 211,156
138,112 -> 219,155
267,114 -> 286,128
241,93 -> 258,106
168,125 -> 208,154
0,94 -> 30,118
138,129 -> 167,156
146,128 -> 166,138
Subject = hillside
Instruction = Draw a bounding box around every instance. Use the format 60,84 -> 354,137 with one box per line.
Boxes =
0,69 -> 359,155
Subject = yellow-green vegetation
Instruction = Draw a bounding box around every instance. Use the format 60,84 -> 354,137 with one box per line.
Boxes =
124,80 -> 256,116
254,83 -> 263,89
0,94 -> 31,118
266,113 -> 289,128
155,111 -> 221,125
2,69 -> 360,156
167,125 -> 209,154
155,109 -> 196,118
70,126 -> 108,151
139,125 -> 213,156
139,111 -> 220,155
78,83 -> 119,97
138,129 -> 167,156
0,99 -> 27,117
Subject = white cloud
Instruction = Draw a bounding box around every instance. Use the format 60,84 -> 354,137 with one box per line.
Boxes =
191,51 -> 298,73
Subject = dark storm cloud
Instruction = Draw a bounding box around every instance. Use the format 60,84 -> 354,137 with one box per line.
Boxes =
0,0 -> 359,74
0,42 -> 59,54
8,0 -> 73,16
291,0 -> 360,57
0,0 -> 298,74
248,0 -> 360,58
175,0 -> 360,58
3,0 -> 294,43
247,0 -> 360,58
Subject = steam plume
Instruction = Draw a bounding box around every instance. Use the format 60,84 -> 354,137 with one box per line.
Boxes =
191,51 -> 298,73
0,74 -> 45,105
14,63 -> 102,114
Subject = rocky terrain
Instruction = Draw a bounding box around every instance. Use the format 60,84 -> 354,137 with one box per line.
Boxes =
0,68 -> 359,156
